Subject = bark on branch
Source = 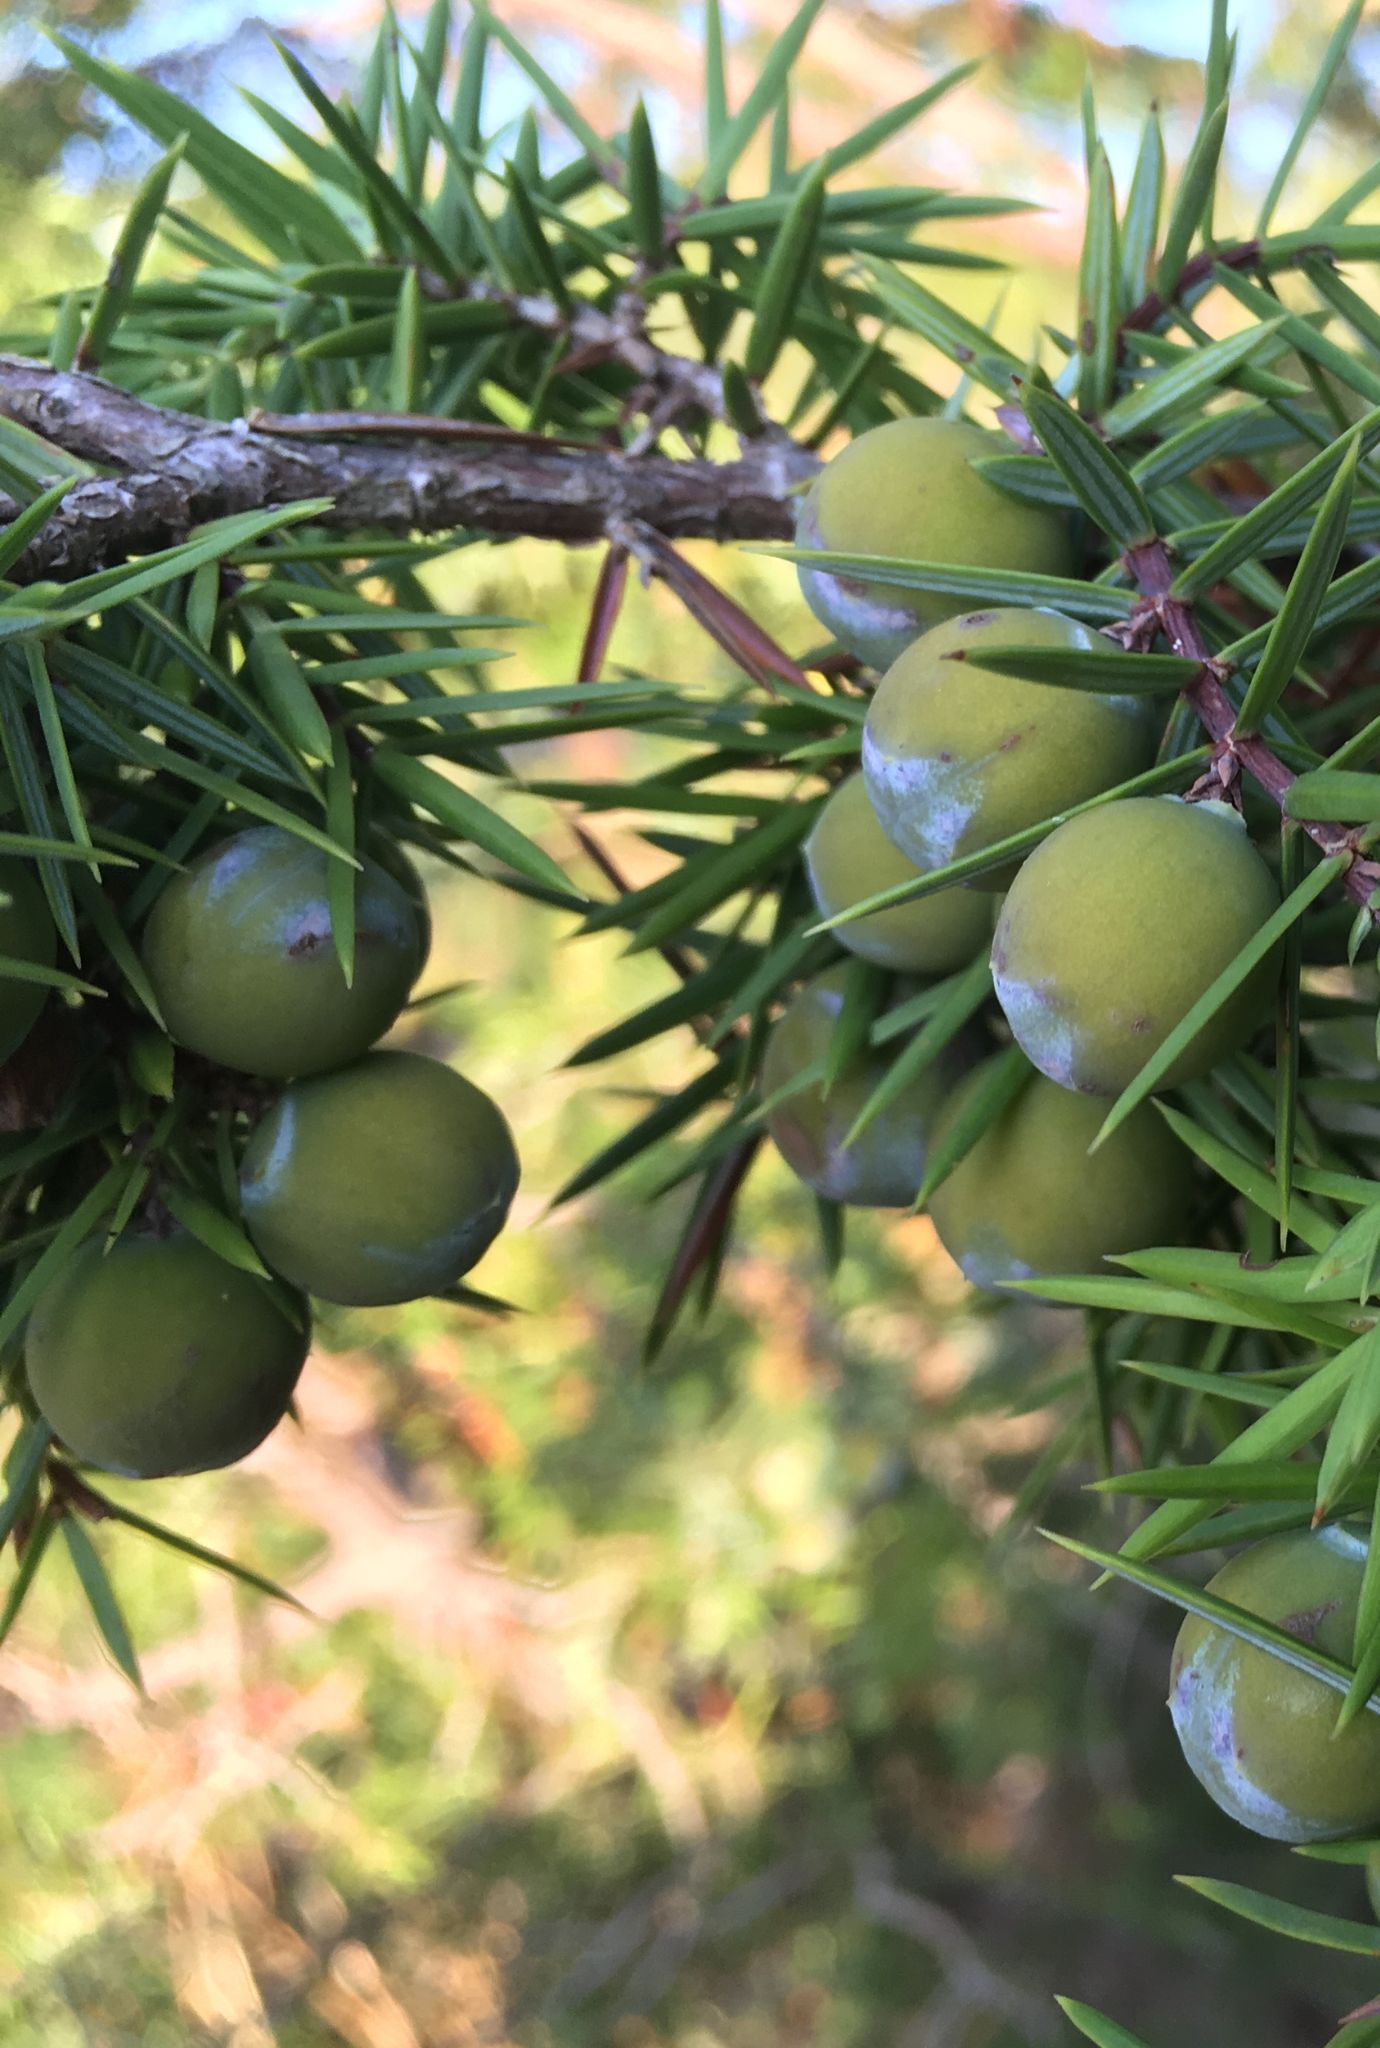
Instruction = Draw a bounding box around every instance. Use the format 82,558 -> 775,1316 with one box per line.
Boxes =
0,356 -> 816,582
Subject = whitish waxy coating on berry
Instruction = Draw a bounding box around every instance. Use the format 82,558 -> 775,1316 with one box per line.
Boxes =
1169,1528 -> 1380,1843
25,1232 -> 308,1479
927,1058 -> 1191,1291
804,776 -> 991,975
762,968 -> 954,1208
861,607 -> 1154,885
240,1050 -> 520,1306
991,796 -> 1281,1096
142,826 -> 424,1079
795,417 -> 1074,670
0,859 -> 56,1064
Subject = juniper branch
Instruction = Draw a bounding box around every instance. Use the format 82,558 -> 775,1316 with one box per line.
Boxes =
0,357 -> 814,582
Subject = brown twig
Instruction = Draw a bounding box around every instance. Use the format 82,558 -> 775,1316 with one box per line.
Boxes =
1120,537 -> 1380,911
0,356 -> 817,582
1121,238 -> 1263,337
646,1134 -> 761,1360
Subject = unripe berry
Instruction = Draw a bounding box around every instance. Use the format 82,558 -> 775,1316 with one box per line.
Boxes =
762,968 -> 950,1208
1170,1528 -> 1380,1843
25,1232 -> 308,1478
992,796 -> 1280,1095
862,607 -> 1154,884
795,417 -> 1074,669
142,826 -> 423,1079
927,1057 -> 1192,1289
804,775 -> 991,974
240,1049 -> 519,1305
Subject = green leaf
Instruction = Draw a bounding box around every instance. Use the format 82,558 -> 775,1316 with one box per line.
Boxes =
913,1042 -> 1029,1211
0,1506 -> 56,1649
473,3 -> 621,178
0,1422 -> 53,1555
1176,1877 -> 1380,1957
371,749 -> 570,894
70,867 -> 166,1027
0,479 -> 75,581
958,644 -> 1193,693
1094,1460 -> 1334,1502
1046,1528 -> 1377,1708
567,948 -> 751,1067
77,136 -> 187,371
969,452 -> 1075,508
1056,1277 -> 1337,1349
294,296 -> 510,361
861,259 -> 1024,398
62,691 -> 350,865
242,606 -> 334,764
1153,97 -> 1228,302
1284,771 -> 1380,824
84,1491 -> 311,1611
744,161 -> 826,383
0,1160 -> 128,1359
1077,145 -> 1119,417
822,958 -> 885,1094
1309,1201 -> 1380,1303
56,503 -> 333,621
703,0 -> 727,159
627,99 -> 665,265
846,952 -> 991,1150
50,34 -> 357,265
160,1185 -> 271,1278
1116,1358 -> 1284,1411
1234,440 -> 1358,735
1020,385 -> 1156,547
325,731 -> 357,989
1255,0 -> 1366,237
23,641 -> 95,879
1105,320 -> 1287,440
1343,1469 -> 1380,1729
697,0 -> 828,199
61,1518 -> 143,1690
1150,1105 -> 1333,1255
817,65 -> 980,181
0,673 -> 76,959
1120,111 -> 1164,308
1315,1325 -> 1380,1519
504,159 -> 571,312
1116,1335 -> 1364,1563
761,542 -> 1132,623
625,801 -> 818,955
1273,826 -> 1303,1247
1056,1997 -> 1157,2048
551,1051 -> 739,1207
388,265 -> 424,413
1094,854 -> 1344,1151
1174,403 -> 1380,598
272,38 -> 459,280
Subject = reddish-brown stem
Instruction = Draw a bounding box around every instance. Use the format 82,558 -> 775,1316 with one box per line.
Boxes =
615,519 -> 824,697
576,542 -> 631,691
563,542 -> 712,1010
1123,537 -> 1380,911
1121,239 -> 1262,337
646,1134 -> 761,1359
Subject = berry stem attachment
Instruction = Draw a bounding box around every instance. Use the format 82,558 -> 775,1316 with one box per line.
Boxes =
1122,536 -> 1380,915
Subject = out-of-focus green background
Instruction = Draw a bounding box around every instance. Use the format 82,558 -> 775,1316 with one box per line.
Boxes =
2,6 -> 1380,2044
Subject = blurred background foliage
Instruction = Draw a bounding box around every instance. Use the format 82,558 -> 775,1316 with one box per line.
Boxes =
2,3 -> 1380,2045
